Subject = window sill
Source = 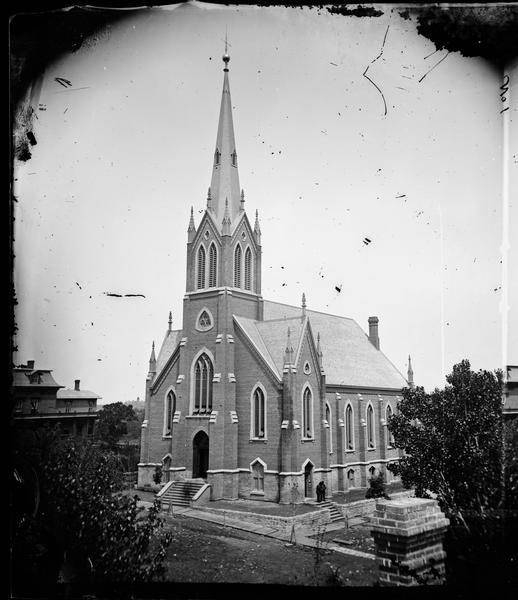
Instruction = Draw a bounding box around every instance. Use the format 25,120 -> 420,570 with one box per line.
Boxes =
186,415 -> 211,419
250,438 -> 268,442
367,447 -> 376,451
344,449 -> 356,453
250,490 -> 265,496
301,438 -> 315,443
162,435 -> 172,439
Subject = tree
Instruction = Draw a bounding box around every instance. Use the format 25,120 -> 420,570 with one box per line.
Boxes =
387,361 -> 518,587
11,428 -> 172,592
388,360 -> 505,515
95,401 -> 138,448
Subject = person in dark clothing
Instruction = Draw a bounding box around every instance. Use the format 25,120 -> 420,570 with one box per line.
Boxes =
316,481 -> 326,502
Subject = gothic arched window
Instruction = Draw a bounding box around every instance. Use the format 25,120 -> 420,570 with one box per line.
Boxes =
386,404 -> 394,447
302,386 -> 313,439
234,244 -> 242,288
345,404 -> 354,450
209,243 -> 217,288
367,404 -> 375,449
251,386 -> 266,439
193,353 -> 213,414
197,245 -> 206,290
164,390 -> 176,437
251,460 -> 264,492
244,247 -> 252,291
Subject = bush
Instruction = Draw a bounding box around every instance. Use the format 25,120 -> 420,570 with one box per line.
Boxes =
365,473 -> 390,500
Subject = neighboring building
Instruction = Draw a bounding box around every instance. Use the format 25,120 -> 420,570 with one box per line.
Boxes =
12,360 -> 100,437
504,365 -> 518,420
138,50 -> 411,503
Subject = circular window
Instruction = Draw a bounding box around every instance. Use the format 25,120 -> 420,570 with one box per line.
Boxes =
204,230 -> 210,240
241,231 -> 246,240
304,361 -> 311,375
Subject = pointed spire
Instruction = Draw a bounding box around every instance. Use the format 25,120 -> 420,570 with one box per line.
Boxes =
407,355 -> 414,388
317,332 -> 323,369
240,189 -> 245,211
148,341 -> 156,374
301,292 -> 306,318
254,209 -> 262,244
284,327 -> 294,366
222,197 -> 231,235
168,311 -> 172,333
209,41 -> 241,229
187,207 -> 196,242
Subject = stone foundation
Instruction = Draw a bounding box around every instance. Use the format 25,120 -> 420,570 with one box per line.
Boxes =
370,497 -> 449,586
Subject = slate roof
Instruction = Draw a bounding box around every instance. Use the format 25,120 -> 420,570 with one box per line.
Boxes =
153,302 -> 407,390
12,369 -> 63,388
57,389 -> 101,400
155,330 -> 182,376
259,300 -> 407,389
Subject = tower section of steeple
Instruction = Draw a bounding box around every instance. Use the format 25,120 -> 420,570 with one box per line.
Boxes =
209,49 -> 241,229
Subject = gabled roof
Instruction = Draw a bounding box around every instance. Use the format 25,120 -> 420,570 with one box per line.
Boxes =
259,300 -> 407,389
234,315 -> 306,380
155,329 -> 182,377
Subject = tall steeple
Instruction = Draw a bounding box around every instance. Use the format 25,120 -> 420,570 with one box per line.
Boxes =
148,341 -> 156,376
209,38 -> 241,228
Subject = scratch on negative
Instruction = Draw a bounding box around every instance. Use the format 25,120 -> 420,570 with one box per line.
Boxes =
363,24 -> 390,116
419,51 -> 450,83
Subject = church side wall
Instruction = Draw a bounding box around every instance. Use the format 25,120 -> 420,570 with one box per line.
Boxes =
234,332 -> 282,502
326,390 -> 401,493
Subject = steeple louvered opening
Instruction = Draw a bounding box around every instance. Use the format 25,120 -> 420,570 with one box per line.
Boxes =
244,247 -> 252,291
197,245 -> 206,289
234,244 -> 242,288
208,243 -> 218,287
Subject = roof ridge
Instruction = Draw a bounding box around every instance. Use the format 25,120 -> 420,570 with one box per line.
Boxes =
263,299 -> 355,322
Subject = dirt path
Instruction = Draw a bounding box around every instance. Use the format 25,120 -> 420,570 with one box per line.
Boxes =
163,514 -> 378,586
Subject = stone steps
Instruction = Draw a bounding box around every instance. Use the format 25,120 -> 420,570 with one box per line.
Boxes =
158,479 -> 205,509
317,500 -> 344,522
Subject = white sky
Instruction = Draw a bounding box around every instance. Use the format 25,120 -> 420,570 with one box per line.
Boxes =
13,2 -> 518,403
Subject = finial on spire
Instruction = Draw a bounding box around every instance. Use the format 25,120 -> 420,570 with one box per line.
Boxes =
284,326 -> 294,365
254,209 -> 262,243
187,207 -> 196,241
168,311 -> 172,332
149,341 -> 156,373
302,292 -> 307,318
207,187 -> 212,211
240,189 -> 245,210
317,332 -> 323,369
223,32 -> 230,70
407,355 -> 414,388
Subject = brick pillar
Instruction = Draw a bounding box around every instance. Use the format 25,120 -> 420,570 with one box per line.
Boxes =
370,498 -> 449,586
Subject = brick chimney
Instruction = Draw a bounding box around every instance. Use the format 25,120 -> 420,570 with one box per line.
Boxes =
368,317 -> 380,350
74,379 -> 80,391
27,360 -> 35,370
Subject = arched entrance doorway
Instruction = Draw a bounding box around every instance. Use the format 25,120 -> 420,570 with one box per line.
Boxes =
304,461 -> 314,498
192,431 -> 209,479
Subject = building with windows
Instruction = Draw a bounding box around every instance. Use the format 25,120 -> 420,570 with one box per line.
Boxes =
138,50 -> 411,503
504,365 -> 518,420
12,360 -> 100,437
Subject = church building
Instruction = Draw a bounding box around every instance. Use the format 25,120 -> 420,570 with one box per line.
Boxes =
138,49 -> 411,503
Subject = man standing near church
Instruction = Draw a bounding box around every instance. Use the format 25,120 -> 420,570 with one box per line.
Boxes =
316,481 -> 326,503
